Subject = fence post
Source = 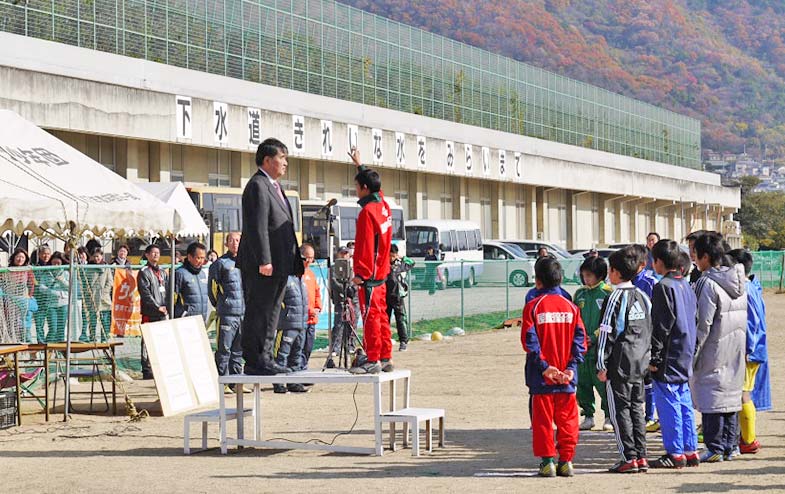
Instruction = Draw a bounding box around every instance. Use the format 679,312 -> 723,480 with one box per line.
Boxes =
460,260 -> 465,331
505,260 -> 510,319
407,270 -> 412,339
779,251 -> 785,293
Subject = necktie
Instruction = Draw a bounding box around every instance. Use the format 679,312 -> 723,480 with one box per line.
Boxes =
273,181 -> 287,207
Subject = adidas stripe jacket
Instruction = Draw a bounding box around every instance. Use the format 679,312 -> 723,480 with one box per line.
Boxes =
596,282 -> 653,383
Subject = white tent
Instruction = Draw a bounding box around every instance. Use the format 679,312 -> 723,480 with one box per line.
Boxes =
135,182 -> 208,237
0,110 -> 181,421
0,110 -> 180,237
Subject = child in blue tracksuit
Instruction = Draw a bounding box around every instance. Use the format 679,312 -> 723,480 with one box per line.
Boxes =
728,249 -> 770,454
648,240 -> 700,469
273,275 -> 309,394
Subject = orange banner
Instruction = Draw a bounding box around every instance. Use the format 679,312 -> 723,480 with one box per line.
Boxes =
111,269 -> 142,337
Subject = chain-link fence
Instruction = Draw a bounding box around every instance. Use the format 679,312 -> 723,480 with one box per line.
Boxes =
2,254 -> 781,375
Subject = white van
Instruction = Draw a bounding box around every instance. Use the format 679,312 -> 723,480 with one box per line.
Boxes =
405,219 -> 484,288
302,198 -> 406,259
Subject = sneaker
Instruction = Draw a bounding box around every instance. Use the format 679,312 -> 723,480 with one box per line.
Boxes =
724,446 -> 740,461
685,453 -> 700,467
646,419 -> 660,433
557,461 -> 574,477
538,459 -> 557,478
579,417 -> 595,431
699,450 -> 724,463
739,440 -> 761,454
650,454 -> 687,469
349,360 -> 382,375
381,359 -> 394,372
603,419 -> 614,432
223,384 -> 235,395
287,383 -> 310,393
272,384 -> 288,394
609,459 -> 639,474
636,458 -> 649,473
399,341 -> 408,352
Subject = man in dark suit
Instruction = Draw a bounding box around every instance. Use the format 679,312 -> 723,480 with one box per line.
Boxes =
238,138 -> 303,375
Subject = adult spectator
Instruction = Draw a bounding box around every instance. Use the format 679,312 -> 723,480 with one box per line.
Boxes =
208,232 -> 245,380
4,248 -> 35,341
35,245 -> 52,266
32,245 -> 52,342
138,244 -> 170,379
173,242 -> 209,322
82,247 -> 113,342
537,247 -> 549,259
111,244 -> 131,266
206,250 -> 219,265
237,138 -> 302,376
44,252 -> 69,342
645,232 -> 660,270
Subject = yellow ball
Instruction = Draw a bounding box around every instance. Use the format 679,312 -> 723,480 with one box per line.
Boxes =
431,331 -> 443,341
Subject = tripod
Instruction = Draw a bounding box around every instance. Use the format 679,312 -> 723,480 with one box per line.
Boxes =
325,284 -> 364,369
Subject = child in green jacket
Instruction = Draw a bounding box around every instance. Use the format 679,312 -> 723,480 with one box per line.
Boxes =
574,256 -> 614,431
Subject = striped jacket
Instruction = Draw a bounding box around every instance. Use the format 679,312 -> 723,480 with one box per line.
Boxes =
596,282 -> 653,383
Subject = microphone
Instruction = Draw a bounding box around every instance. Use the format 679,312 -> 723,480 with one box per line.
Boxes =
316,198 -> 338,216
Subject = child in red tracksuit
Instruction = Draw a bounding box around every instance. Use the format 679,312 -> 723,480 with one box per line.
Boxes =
522,257 -> 587,478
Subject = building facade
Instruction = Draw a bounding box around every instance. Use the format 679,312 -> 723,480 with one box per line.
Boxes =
0,1 -> 739,248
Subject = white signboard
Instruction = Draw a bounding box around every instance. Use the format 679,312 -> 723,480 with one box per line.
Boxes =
292,115 -> 305,156
445,141 -> 455,174
498,149 -> 507,179
347,124 -> 359,154
514,152 -> 523,181
213,101 -> 229,145
395,132 -> 406,167
482,146 -> 491,176
320,119 -> 333,158
417,135 -> 427,168
175,95 -> 192,140
464,144 -> 473,176
372,128 -> 384,165
247,107 -> 261,149
141,316 -> 219,416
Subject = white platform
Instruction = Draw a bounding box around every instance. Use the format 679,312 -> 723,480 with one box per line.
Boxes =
218,369 -> 412,455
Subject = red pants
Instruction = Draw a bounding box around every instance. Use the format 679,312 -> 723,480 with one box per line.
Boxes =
359,284 -> 391,362
532,393 -> 579,461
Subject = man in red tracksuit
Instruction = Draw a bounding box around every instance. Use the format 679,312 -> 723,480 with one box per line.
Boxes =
521,257 -> 587,478
348,148 -> 393,375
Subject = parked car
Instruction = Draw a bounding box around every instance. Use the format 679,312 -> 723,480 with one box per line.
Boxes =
506,239 -> 583,284
482,241 -> 535,287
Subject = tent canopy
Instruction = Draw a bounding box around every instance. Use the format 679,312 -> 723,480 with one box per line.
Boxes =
135,182 -> 209,237
0,110 -> 180,238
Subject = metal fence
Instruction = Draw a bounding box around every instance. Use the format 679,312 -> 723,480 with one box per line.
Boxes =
0,0 -> 700,168
1,254 -> 779,374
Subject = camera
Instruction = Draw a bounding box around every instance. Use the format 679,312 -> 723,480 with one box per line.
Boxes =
333,257 -> 353,283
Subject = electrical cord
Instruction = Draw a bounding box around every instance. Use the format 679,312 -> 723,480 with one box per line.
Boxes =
265,382 -> 360,447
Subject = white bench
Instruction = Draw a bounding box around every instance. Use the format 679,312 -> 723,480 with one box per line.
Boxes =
183,407 -> 252,454
380,407 -> 445,456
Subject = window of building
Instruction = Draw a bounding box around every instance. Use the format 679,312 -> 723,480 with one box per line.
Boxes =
208,148 -> 231,186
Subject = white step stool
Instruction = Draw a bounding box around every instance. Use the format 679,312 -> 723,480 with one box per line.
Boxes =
184,408 -> 252,454
380,407 -> 445,456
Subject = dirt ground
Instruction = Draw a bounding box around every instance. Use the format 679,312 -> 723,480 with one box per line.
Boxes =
3,292 -> 784,494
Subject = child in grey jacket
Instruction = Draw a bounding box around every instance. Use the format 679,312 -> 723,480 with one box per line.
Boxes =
691,232 -> 747,463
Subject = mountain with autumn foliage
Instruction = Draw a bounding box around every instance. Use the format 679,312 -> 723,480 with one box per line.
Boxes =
340,0 -> 785,161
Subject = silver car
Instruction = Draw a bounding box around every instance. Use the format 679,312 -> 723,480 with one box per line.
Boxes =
481,241 -> 536,287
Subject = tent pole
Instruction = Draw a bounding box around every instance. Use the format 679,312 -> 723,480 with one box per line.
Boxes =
64,246 -> 76,422
169,234 -> 175,317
